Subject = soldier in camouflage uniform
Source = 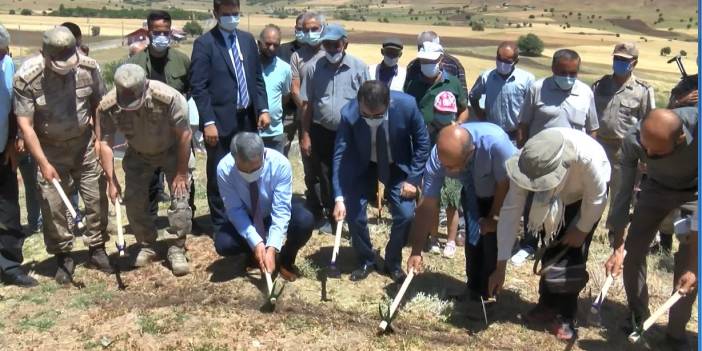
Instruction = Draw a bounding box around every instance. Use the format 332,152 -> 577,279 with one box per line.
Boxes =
97,64 -> 192,276
592,42 -> 655,246
14,27 -> 111,284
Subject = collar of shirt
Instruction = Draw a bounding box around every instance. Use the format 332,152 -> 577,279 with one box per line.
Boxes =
490,68 -> 516,83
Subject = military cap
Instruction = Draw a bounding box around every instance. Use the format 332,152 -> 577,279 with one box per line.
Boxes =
114,63 -> 148,110
613,42 -> 639,59
42,27 -> 78,70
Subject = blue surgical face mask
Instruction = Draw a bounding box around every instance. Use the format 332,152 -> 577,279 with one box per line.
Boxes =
219,15 -> 240,32
295,30 -> 304,43
433,112 -> 455,125
553,75 -> 577,90
150,34 -> 171,53
306,28 -> 323,45
421,62 -> 440,78
496,60 -> 514,75
612,59 -> 632,77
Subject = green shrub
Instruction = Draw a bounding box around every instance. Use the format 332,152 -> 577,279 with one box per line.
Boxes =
517,33 -> 544,57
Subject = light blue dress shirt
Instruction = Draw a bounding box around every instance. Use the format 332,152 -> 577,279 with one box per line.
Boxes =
422,122 -> 517,199
0,55 -> 14,153
469,67 -> 534,132
260,57 -> 292,138
216,148 -> 293,251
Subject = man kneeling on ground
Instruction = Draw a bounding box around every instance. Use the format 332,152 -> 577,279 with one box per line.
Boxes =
214,132 -> 314,281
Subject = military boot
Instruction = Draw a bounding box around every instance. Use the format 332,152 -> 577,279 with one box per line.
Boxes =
87,245 -> 114,273
167,246 -> 190,277
55,253 -> 75,285
133,245 -> 157,268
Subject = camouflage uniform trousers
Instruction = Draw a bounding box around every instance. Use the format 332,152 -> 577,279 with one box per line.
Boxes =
38,131 -> 108,254
122,147 -> 192,249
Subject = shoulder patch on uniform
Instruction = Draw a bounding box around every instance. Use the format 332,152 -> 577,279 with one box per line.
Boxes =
99,90 -> 118,112
634,78 -> 651,89
150,83 -> 175,105
15,55 -> 44,89
78,54 -> 98,70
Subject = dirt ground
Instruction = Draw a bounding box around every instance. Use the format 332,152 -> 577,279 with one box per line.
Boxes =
0,149 -> 697,351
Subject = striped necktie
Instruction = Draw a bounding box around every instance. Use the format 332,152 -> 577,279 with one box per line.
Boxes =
228,33 -> 250,109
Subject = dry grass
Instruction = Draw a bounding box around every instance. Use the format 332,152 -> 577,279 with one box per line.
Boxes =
3,144 -> 697,350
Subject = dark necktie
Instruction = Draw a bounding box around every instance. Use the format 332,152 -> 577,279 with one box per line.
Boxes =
464,160 -> 481,246
376,124 -> 390,184
229,33 -> 250,109
249,181 -> 265,239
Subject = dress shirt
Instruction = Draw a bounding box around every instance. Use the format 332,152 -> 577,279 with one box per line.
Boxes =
422,122 -> 516,199
0,55 -> 14,153
216,149 -> 293,251
519,77 -> 599,137
469,67 -> 534,132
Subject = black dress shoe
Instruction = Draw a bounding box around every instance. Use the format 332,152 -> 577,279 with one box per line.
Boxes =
387,268 -> 407,284
2,272 -> 38,288
350,264 -> 376,281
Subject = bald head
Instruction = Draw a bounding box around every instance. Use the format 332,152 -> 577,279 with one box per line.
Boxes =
437,125 -> 474,173
640,108 -> 685,158
497,41 -> 519,62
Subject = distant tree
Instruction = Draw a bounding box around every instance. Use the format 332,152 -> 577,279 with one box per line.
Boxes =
615,33 -> 620,37
20,9 -> 32,15
687,24 -> 692,29
91,26 -> 100,36
668,27 -> 674,31
183,20 -> 203,36
517,33 -> 544,56
680,49 -> 688,56
528,14 -> 535,19
660,46 -> 671,56
626,15 -> 631,20
471,22 -> 485,31
549,8 -> 554,12
8,9 -> 15,14
382,17 -> 389,23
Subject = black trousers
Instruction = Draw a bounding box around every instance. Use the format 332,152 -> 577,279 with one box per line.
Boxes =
464,195 -> 497,298
536,200 -> 597,321
309,123 -> 336,220
0,157 -> 27,276
206,108 -> 255,238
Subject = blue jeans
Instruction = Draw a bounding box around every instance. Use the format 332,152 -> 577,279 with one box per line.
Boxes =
17,153 -> 41,228
213,198 -> 314,267
346,163 -> 414,271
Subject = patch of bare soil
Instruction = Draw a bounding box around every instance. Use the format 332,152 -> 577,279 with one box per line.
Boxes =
607,18 -> 696,40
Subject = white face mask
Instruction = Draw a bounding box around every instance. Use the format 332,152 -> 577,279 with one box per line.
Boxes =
421,62 -> 440,78
219,15 -> 240,32
363,117 -> 384,129
326,51 -> 343,64
238,166 -> 263,183
383,55 -> 399,67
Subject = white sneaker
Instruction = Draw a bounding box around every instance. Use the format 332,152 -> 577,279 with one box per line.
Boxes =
510,248 -> 532,267
443,241 -> 456,258
430,243 -> 441,255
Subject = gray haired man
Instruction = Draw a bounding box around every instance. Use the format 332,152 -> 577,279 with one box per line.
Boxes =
214,132 -> 314,282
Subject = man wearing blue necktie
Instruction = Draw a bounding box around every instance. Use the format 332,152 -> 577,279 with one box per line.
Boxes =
332,81 -> 430,283
215,132 -> 314,282
190,0 -> 269,239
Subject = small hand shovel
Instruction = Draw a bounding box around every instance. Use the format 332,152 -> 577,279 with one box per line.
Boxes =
326,220 -> 343,279
261,269 -> 284,313
52,178 -> 85,232
628,290 -> 684,343
589,251 -> 627,326
378,267 -> 415,333
113,198 -> 127,290
480,296 -> 497,326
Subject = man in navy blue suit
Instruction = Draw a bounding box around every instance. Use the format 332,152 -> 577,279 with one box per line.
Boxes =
332,81 -> 430,283
190,0 -> 269,238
